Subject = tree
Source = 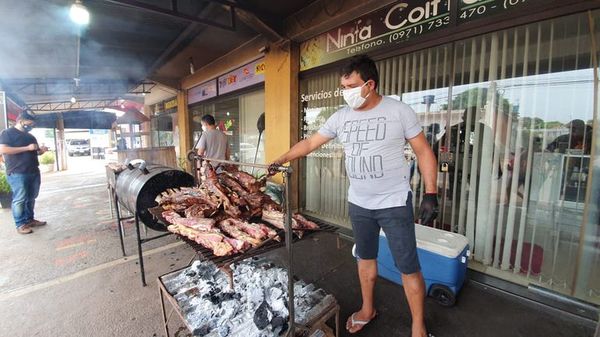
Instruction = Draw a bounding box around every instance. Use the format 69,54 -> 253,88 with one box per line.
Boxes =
544,121 -> 563,129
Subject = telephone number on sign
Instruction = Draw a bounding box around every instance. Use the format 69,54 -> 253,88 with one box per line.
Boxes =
389,15 -> 450,43
459,0 -> 528,20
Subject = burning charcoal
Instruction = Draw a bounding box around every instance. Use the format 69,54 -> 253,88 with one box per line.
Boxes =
192,325 -> 211,336
253,300 -> 273,330
270,316 -> 285,331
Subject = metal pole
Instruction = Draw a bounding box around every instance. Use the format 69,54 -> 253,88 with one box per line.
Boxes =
189,154 -> 287,171
251,131 -> 263,175
284,168 -> 295,337
114,193 -> 126,256
135,212 -> 147,286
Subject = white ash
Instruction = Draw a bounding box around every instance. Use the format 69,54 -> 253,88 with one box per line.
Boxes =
161,259 -> 334,336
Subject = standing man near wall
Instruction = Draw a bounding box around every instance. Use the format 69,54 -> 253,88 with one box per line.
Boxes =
269,55 -> 438,337
0,111 -> 48,234
197,114 -> 229,160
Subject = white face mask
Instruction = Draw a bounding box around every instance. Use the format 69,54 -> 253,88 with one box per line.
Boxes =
342,82 -> 370,109
201,125 -> 207,132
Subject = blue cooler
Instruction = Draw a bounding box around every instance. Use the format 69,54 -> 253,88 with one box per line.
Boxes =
353,224 -> 470,306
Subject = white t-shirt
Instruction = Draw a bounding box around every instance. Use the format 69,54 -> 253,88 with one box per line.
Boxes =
318,96 -> 422,210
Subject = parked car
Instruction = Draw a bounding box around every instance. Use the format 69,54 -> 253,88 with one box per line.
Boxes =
67,139 -> 91,156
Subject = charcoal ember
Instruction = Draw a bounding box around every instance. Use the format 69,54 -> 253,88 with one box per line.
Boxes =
185,270 -> 197,277
192,325 -> 211,336
270,316 -> 285,330
253,300 -> 273,330
203,288 -> 240,305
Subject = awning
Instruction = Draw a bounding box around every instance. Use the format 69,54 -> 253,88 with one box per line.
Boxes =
34,110 -> 117,130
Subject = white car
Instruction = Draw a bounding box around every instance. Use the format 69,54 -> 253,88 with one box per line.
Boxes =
67,139 -> 91,156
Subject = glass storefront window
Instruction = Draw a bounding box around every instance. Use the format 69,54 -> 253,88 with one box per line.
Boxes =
189,89 -> 265,171
300,11 -> 600,304
151,113 -> 176,147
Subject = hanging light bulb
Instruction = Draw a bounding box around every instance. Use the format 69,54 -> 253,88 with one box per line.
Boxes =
70,0 -> 90,25
70,96 -> 77,103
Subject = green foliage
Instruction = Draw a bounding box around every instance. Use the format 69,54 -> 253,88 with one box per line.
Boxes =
39,151 -> 56,165
544,121 -> 564,129
177,156 -> 188,172
0,171 -> 10,194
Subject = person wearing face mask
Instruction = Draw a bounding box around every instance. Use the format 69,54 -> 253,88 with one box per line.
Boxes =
197,114 -> 229,160
0,111 -> 48,234
269,55 -> 438,337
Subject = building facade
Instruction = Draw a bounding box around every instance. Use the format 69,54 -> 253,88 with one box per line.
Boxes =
176,0 -> 600,309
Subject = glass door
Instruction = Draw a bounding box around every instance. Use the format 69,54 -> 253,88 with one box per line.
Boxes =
449,11 -> 599,304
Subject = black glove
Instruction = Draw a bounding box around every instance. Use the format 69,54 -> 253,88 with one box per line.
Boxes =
267,162 -> 281,176
419,193 -> 439,225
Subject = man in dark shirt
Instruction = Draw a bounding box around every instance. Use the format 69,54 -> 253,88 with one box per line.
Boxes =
0,111 -> 48,234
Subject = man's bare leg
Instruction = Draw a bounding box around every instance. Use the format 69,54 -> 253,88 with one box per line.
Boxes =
402,271 -> 427,337
346,258 -> 378,332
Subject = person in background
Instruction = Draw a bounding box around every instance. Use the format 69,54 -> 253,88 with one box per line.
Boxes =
0,111 -> 48,234
547,119 -> 592,154
197,114 -> 229,160
269,55 -> 438,337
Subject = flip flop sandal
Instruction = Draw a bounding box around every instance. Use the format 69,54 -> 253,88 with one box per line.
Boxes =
346,311 -> 378,334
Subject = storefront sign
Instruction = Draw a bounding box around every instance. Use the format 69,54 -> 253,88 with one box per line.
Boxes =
300,1 -> 451,71
188,80 -> 217,104
458,0 -> 543,23
300,0 -> 553,71
218,58 -> 265,95
164,98 -> 178,110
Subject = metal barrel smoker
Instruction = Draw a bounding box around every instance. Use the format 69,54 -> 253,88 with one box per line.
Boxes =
112,159 -> 195,286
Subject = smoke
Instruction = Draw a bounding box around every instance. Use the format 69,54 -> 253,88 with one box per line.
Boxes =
0,1 -> 78,79
0,0 -> 161,103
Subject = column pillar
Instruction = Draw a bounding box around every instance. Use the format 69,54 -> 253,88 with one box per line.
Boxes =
264,40 -> 300,209
176,90 -> 192,171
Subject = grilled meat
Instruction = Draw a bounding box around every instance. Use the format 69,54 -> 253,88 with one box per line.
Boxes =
256,222 -> 281,241
224,237 -> 250,253
185,203 -> 217,218
262,209 -> 300,229
163,211 -> 215,231
292,214 -> 320,230
227,218 -> 267,240
218,219 -> 262,247
167,224 -> 234,256
227,170 -> 265,193
218,173 -> 248,196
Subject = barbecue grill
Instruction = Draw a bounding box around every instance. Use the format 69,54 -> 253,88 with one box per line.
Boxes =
108,159 -> 195,286
172,155 -> 338,337
115,162 -> 194,231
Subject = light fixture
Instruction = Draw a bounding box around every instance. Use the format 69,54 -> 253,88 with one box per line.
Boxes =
142,92 -> 146,96
70,0 -> 90,25
70,96 -> 77,103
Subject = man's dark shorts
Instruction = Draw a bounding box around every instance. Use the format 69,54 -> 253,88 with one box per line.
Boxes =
349,193 -> 420,275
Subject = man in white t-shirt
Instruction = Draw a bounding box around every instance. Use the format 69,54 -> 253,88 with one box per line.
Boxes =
270,55 -> 438,337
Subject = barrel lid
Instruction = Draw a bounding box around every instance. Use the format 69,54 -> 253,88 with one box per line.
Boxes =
380,225 -> 469,258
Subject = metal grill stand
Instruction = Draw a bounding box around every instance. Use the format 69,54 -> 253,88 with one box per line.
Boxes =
112,192 -> 172,286
191,155 -> 298,337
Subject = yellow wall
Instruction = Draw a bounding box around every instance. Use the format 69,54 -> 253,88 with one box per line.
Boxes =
264,40 -> 300,206
176,91 -> 191,171
181,36 -> 267,90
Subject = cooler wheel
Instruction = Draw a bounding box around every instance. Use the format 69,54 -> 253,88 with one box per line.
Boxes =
429,284 -> 456,307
